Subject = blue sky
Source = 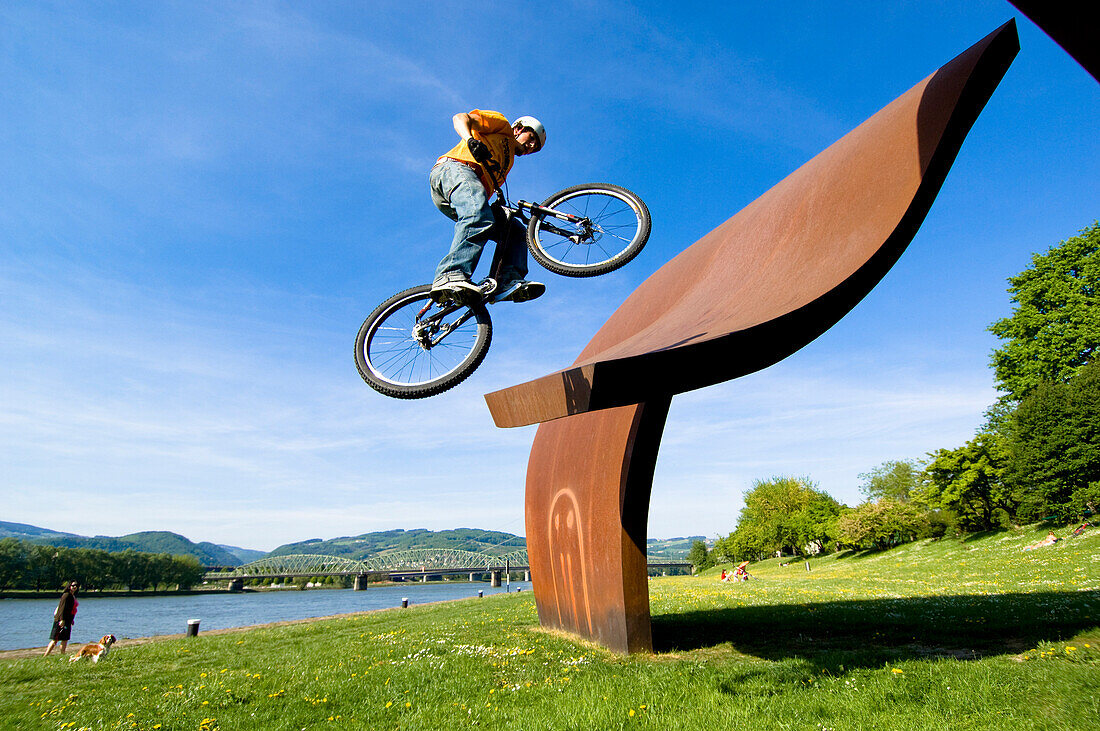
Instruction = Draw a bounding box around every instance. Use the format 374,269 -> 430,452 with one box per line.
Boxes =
2,1 -> 1096,551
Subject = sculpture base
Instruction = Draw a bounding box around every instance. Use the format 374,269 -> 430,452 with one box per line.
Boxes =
524,397 -> 671,653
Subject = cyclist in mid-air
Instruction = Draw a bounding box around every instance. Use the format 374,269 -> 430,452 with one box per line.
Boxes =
429,109 -> 547,305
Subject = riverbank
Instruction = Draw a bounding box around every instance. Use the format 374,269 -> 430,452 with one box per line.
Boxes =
0,588 -> 229,600
0,579 -> 470,600
0,599 -> 432,661
0,588 -> 523,659
1,529 -> 1097,730
0,581 -> 532,653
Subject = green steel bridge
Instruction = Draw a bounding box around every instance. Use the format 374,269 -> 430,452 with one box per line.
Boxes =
205,549 -> 531,581
204,550 -> 690,588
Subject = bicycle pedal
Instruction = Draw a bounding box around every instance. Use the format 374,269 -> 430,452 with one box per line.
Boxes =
478,278 -> 499,296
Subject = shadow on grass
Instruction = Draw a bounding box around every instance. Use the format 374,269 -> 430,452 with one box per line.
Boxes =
652,590 -> 1100,671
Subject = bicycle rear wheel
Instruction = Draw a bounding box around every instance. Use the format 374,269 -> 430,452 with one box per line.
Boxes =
355,284 -> 492,399
527,183 -> 651,277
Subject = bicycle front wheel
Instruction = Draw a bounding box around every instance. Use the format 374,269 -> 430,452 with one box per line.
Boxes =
527,183 -> 651,277
355,284 -> 492,399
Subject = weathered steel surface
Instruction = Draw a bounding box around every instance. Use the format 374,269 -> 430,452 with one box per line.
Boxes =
525,398 -> 670,653
494,22 -> 1018,652
486,21 -> 1019,429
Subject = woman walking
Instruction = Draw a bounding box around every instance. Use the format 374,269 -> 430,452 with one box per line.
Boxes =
43,580 -> 79,656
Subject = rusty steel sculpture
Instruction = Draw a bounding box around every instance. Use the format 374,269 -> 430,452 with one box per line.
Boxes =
485,22 -> 1019,653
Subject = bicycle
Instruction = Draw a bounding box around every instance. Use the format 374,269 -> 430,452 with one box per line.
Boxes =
355,182 -> 651,399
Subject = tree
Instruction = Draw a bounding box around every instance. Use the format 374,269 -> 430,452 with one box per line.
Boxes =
722,476 -> 843,560
920,431 -> 1012,532
1005,358 -> 1100,521
0,538 -> 28,591
115,549 -> 152,591
989,221 -> 1100,403
859,460 -> 922,503
687,540 -> 714,572
168,555 -> 204,590
26,544 -> 63,591
835,501 -> 930,550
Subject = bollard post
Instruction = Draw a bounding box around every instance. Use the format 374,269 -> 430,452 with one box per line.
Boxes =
805,561 -> 810,572
478,590 -> 484,598
401,597 -> 408,608
186,619 -> 200,637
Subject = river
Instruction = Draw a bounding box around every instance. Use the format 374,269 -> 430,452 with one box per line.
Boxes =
0,581 -> 532,652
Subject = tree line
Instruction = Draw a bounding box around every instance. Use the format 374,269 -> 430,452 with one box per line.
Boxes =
692,221 -> 1100,569
0,538 -> 205,592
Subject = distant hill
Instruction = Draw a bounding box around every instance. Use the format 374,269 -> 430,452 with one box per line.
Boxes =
218,544 -> 267,564
0,522 -> 257,567
266,528 -> 527,560
645,536 -> 708,559
2,521 -> 703,566
0,520 -> 81,542
266,529 -> 703,561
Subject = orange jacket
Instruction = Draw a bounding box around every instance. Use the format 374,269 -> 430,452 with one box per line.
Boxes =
438,109 -> 517,193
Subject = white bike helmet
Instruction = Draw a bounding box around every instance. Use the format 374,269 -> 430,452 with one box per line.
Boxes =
512,116 -> 546,151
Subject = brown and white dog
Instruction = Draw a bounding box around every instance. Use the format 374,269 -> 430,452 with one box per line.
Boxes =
69,634 -> 117,663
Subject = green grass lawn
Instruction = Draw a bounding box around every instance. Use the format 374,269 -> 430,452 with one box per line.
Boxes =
3,524 -> 1098,730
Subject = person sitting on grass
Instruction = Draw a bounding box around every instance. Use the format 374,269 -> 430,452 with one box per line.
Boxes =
1023,530 -> 1059,550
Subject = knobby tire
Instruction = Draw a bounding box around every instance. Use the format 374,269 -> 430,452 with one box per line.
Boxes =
355,284 -> 492,399
527,183 -> 651,277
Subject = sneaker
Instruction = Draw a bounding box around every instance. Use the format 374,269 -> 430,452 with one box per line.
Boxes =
430,272 -> 482,304
494,280 -> 546,303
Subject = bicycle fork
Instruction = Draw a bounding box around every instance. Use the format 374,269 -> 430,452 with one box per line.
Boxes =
413,296 -> 484,350
518,201 -> 594,244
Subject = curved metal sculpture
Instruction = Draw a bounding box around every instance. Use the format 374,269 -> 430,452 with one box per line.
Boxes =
485,22 -> 1019,653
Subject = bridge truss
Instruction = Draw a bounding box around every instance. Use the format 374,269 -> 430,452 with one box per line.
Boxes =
206,549 -> 531,579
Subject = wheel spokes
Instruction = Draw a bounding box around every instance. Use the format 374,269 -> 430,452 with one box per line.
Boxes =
366,298 -> 481,386
536,191 -> 641,267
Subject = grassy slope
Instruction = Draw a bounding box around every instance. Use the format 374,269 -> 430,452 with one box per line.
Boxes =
2,525 -> 1098,730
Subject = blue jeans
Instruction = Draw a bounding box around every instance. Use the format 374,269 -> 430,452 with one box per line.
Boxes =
430,160 -> 528,283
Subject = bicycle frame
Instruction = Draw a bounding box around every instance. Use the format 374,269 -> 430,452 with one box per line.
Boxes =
514,198 -> 594,243
410,192 -> 603,351
357,181 -> 650,398
412,298 -> 478,350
